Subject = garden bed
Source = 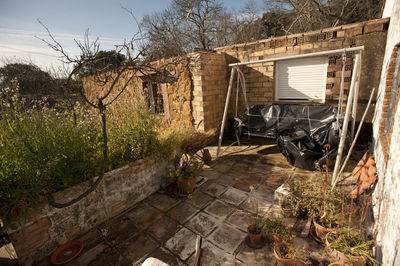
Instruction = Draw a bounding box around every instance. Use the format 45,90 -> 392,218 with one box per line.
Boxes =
5,156 -> 173,265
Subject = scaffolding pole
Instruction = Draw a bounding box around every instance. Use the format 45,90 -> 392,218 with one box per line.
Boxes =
331,52 -> 362,185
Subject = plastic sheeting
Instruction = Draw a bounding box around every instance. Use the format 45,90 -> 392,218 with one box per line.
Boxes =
234,105 -> 348,170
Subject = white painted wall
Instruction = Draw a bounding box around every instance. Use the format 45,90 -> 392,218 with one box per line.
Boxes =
372,0 -> 400,264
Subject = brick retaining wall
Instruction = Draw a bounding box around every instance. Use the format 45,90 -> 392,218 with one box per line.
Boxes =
5,157 -> 173,265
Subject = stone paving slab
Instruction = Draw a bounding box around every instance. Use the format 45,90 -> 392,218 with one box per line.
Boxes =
126,203 -> 163,229
220,187 -> 248,206
254,184 -> 276,202
200,181 -> 227,197
90,248 -> 131,266
199,168 -> 222,180
213,174 -> 237,187
235,241 -> 275,265
240,197 -> 273,215
106,215 -> 140,243
186,240 -> 236,266
122,231 -> 159,264
164,227 -> 197,261
185,191 -> 214,209
185,212 -> 219,237
204,200 -> 234,220
166,201 -> 199,224
146,193 -> 180,212
147,247 -> 186,266
225,210 -> 251,232
147,215 -> 181,243
207,223 -> 246,254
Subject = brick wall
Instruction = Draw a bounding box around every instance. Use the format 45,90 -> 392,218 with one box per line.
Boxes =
372,1 -> 400,264
377,45 -> 399,161
214,18 -> 389,122
5,156 -> 173,265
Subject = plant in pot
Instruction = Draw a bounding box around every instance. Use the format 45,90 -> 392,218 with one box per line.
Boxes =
263,218 -> 294,244
325,228 -> 376,265
168,153 -> 202,195
284,174 -> 347,241
245,186 -> 265,247
273,240 -> 297,266
263,218 -> 297,265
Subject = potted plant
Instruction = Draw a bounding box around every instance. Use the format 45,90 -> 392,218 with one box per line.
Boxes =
168,153 -> 202,195
245,186 -> 265,247
325,228 -> 376,265
263,218 -> 294,243
273,240 -> 296,266
284,175 -> 346,241
247,211 -> 263,245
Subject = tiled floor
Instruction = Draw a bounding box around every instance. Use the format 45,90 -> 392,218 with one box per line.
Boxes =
39,143 -> 329,265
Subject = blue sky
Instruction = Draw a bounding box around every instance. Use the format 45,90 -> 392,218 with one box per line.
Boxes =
0,0 -> 265,71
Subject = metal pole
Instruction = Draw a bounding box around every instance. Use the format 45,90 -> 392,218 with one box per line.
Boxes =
217,67 -> 236,157
351,52 -> 362,138
229,46 -> 364,67
238,69 -> 249,110
331,52 -> 360,185
332,87 -> 376,189
338,52 -> 346,118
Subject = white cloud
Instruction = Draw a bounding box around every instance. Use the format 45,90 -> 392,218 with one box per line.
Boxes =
0,28 -> 125,71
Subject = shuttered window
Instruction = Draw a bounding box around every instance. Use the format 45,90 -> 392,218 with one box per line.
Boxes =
275,56 -> 328,102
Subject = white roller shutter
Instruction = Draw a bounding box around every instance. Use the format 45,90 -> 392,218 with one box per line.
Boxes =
275,56 -> 328,102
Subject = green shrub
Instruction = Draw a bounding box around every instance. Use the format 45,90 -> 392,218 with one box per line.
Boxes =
0,107 -> 102,221
107,103 -> 160,169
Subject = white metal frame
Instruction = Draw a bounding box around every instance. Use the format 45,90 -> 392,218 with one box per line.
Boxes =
216,46 -> 364,186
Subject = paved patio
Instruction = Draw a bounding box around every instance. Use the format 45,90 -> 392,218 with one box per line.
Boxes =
38,143 -> 330,266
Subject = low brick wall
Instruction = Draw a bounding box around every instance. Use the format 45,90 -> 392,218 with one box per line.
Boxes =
5,157 -> 173,265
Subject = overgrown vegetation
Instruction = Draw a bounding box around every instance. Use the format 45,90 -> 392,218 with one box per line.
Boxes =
326,228 -> 376,264
0,85 -> 185,223
284,174 -> 348,228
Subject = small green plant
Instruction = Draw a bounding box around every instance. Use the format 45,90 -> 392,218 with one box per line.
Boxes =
263,218 -> 295,241
168,153 -> 202,182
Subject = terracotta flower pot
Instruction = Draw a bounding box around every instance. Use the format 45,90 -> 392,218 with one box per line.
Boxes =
313,219 -> 332,239
272,234 -> 285,244
273,244 -> 296,266
51,240 -> 83,265
177,177 -> 197,194
247,227 -> 263,244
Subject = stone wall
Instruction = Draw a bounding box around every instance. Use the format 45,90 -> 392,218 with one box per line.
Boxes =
82,57 -> 194,128
5,157 -> 173,265
214,18 -> 389,121
372,0 -> 400,264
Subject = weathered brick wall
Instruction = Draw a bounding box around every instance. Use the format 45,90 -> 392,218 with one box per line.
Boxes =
214,18 -> 389,121
372,1 -> 400,264
198,52 -> 228,131
5,157 -> 173,265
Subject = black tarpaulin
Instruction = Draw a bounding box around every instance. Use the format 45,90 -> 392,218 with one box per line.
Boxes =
234,105 -> 348,170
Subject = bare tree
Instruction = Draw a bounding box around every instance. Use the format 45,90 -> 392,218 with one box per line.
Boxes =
36,19 -> 172,208
263,0 -> 383,35
142,7 -> 190,60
